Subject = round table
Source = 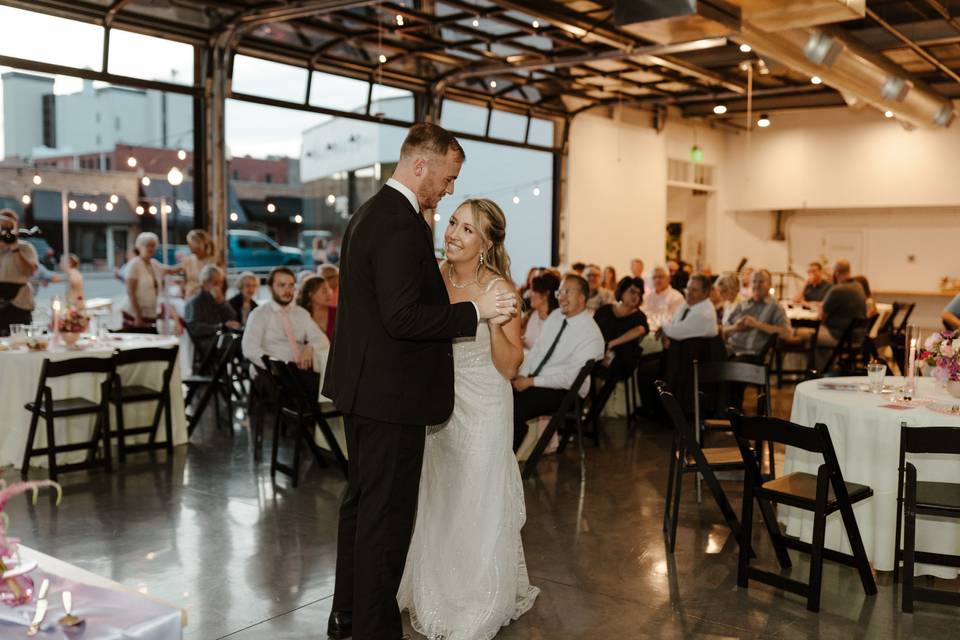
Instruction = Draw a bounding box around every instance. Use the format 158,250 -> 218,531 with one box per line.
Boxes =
784,376 -> 960,576
0,333 -> 188,469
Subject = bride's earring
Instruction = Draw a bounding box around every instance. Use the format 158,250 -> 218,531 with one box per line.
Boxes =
479,251 -> 485,268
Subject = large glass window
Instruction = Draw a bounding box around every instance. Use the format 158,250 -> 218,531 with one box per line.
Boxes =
108,30 -> 194,84
0,6 -> 103,70
441,100 -> 488,136
309,71 -> 369,112
232,55 -> 308,103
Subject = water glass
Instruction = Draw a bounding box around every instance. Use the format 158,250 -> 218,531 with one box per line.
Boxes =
867,362 -> 887,394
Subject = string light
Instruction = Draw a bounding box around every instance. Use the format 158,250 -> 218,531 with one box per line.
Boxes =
230,212 -> 239,222
32,172 -> 41,185
532,186 -> 541,197
127,157 -> 137,168
110,194 -> 119,204
68,200 -> 77,209
266,202 -> 277,213
294,214 -> 303,224
148,205 -> 158,215
81,201 -> 90,211
177,149 -> 187,160
141,176 -> 151,186
163,204 -> 172,214
136,205 -> 144,215
21,195 -> 31,205
105,202 -> 114,211
512,195 -> 520,204
472,16 -> 480,27
326,194 -> 336,205
89,203 -> 98,212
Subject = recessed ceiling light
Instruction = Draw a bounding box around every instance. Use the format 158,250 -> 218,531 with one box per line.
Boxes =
739,43 -> 752,53
811,75 -> 822,85
713,104 -> 727,115
532,19 -> 540,28
757,114 -> 771,128
490,80 -> 497,89
378,54 -> 387,64
884,110 -> 894,118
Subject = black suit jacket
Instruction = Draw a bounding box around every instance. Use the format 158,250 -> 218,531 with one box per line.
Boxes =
322,185 -> 478,425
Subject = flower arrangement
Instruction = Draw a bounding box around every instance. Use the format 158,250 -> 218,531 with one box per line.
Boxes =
921,330 -> 960,382
0,477 -> 61,606
58,306 -> 89,334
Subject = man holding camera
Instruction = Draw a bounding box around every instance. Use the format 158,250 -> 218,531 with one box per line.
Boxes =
0,209 -> 39,336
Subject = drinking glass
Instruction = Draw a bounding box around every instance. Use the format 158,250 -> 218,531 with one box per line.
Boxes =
867,362 -> 887,394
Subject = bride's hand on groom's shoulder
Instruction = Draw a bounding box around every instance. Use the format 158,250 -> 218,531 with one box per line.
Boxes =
476,285 -> 519,321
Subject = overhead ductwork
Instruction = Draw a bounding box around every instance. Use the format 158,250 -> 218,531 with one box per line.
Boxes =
728,0 -> 865,31
614,1 -> 741,45
740,24 -> 955,128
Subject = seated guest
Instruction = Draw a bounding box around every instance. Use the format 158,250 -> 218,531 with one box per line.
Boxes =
738,267 -> 754,300
593,277 -> 649,380
298,274 -> 337,340
242,266 -> 329,373
818,259 -> 866,348
511,274 -> 604,452
793,261 -> 831,303
713,273 -> 741,325
318,263 -> 340,306
642,266 -> 684,326
659,274 -> 718,346
584,265 -> 614,311
852,275 -> 878,320
722,269 -> 791,361
943,293 -> 960,331
522,272 -> 559,350
519,266 -> 542,306
184,265 -> 240,359
601,266 -> 617,292
570,262 -> 586,275
630,258 -> 645,280
670,260 -> 690,292
228,271 -> 259,326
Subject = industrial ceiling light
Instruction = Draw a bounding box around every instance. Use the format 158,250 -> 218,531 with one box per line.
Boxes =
739,43 -> 751,53
472,16 -> 480,27
713,104 -> 727,115
532,19 -> 540,28
884,110 -> 894,118
489,80 -> 497,89
395,14 -> 404,26
757,114 -> 771,128
379,53 -> 387,64
811,75 -> 822,85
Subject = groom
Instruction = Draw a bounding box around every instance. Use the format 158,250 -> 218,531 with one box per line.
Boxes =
323,123 -> 517,640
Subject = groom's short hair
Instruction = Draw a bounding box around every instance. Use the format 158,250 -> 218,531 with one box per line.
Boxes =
400,123 -> 465,162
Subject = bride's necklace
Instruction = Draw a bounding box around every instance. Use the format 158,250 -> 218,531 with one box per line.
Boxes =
448,262 -> 479,289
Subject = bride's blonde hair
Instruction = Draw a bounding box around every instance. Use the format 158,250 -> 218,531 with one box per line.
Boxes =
461,198 -> 511,281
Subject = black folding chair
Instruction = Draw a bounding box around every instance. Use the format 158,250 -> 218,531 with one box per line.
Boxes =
585,349 -> 643,439
521,360 -> 595,480
776,318 -> 820,388
22,356 -> 116,481
184,332 -> 237,437
694,360 -> 774,478
893,423 -> 960,613
110,345 -> 180,461
731,413 -> 877,612
657,381 -> 748,554
818,317 -> 872,377
262,358 -> 347,485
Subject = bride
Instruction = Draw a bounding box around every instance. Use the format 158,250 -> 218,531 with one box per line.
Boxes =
398,198 -> 539,639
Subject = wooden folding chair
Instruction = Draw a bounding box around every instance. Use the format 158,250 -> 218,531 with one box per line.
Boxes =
22,356 -> 116,481
894,423 -> 960,613
110,345 -> 180,461
657,381 -> 751,554
731,413 -> 877,612
521,360 -> 595,480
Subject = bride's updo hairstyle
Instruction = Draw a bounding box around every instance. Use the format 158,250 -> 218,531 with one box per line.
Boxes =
462,198 -> 511,281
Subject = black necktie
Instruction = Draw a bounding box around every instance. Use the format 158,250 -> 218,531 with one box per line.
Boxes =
532,318 -> 568,377
680,307 -> 690,321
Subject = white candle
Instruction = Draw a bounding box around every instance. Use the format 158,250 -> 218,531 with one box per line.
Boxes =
908,337 -> 917,377
52,297 -> 61,334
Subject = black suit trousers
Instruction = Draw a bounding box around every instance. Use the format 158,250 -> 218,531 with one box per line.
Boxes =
332,414 -> 425,640
512,386 -> 567,452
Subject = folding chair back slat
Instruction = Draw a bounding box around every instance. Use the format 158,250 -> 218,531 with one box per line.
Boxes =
43,356 -> 115,379
733,415 -> 823,453
901,426 -> 960,455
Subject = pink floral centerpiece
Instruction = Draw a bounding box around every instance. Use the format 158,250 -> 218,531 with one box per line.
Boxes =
0,477 -> 61,606
920,330 -> 960,398
58,307 -> 89,347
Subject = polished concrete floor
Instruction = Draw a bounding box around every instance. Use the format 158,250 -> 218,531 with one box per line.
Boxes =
6,387 -> 960,639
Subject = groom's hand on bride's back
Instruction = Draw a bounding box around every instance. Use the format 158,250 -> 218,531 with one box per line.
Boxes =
476,286 -> 519,322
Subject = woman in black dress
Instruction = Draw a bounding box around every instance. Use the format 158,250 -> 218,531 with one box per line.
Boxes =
593,277 -> 649,380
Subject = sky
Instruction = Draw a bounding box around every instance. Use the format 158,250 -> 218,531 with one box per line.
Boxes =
0,5 -> 400,160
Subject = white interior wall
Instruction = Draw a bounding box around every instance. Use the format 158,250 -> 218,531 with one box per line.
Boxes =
666,187 -> 709,267
564,108 -> 666,276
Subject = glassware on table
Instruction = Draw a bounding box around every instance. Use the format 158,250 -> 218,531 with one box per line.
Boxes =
903,325 -> 922,400
867,362 -> 887,394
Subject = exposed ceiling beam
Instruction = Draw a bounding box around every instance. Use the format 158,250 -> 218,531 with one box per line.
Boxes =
866,7 -> 960,85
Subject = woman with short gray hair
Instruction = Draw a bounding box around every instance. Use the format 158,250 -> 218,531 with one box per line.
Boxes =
121,231 -> 167,332
228,270 -> 259,326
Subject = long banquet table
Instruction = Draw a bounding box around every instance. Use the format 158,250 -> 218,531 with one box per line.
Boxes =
0,334 -> 188,469
783,376 -> 960,577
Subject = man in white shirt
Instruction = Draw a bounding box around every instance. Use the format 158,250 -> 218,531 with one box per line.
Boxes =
659,274 -> 718,346
242,266 -> 330,371
511,274 -> 605,451
641,266 -> 684,326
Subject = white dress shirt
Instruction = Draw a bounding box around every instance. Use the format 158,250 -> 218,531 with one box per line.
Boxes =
242,299 -> 330,367
642,286 -> 685,326
519,308 -> 605,397
662,298 -> 719,341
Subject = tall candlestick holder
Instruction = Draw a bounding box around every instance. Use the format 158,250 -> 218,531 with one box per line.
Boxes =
903,325 -> 921,400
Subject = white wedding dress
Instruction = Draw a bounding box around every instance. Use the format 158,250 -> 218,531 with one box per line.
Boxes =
398,306 -> 539,640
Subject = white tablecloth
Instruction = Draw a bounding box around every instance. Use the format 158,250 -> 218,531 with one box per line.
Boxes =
784,376 -> 960,576
0,334 -> 188,469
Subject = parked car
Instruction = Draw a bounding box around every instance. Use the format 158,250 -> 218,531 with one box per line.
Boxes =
23,236 -> 57,270
228,230 -> 304,275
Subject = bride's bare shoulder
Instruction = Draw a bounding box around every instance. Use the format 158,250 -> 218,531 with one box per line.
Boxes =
479,268 -> 515,293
